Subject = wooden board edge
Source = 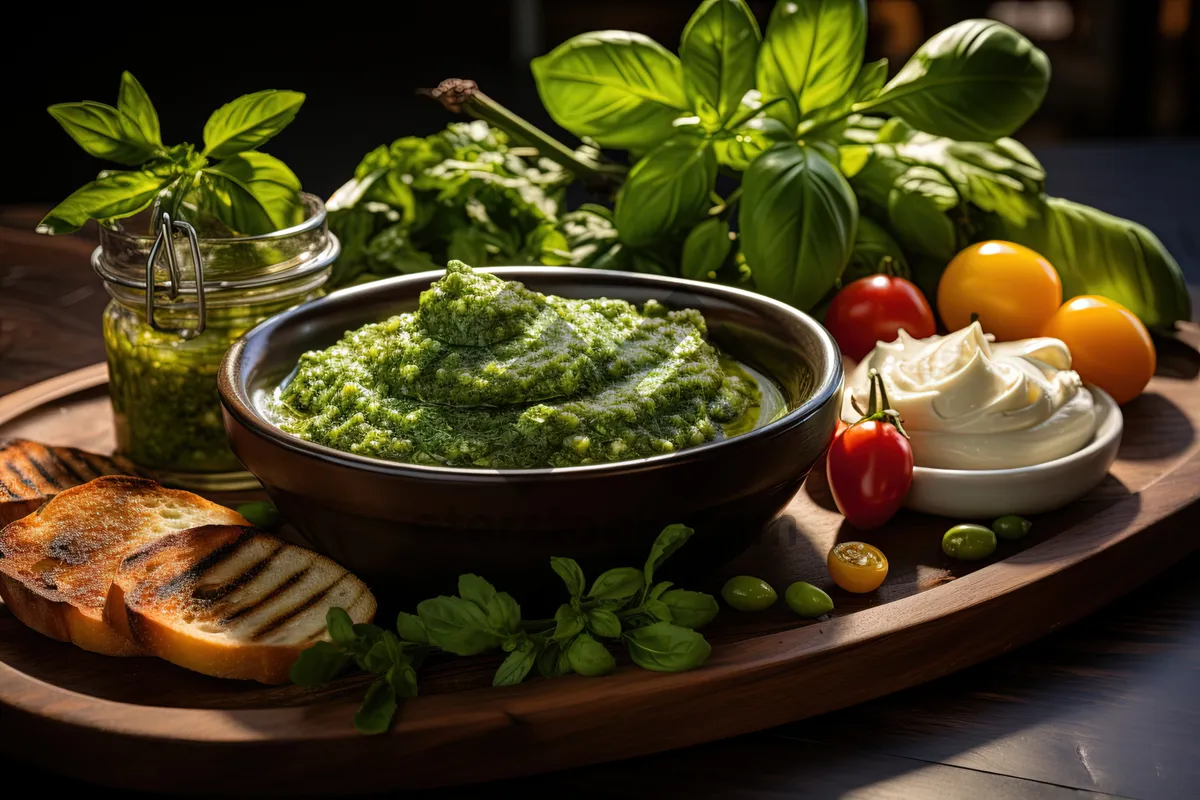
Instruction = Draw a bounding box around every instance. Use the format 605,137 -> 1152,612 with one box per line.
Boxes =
2,439 -> 1199,793
0,363 -> 108,425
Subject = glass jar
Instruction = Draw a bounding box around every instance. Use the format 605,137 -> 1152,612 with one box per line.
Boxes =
93,194 -> 338,490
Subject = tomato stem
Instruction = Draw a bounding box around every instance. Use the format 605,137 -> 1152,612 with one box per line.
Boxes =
859,370 -> 910,439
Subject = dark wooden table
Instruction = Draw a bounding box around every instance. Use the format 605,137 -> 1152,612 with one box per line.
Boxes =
3,144 -> 1200,799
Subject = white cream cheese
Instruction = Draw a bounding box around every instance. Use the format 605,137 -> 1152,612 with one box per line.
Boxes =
844,322 -> 1098,470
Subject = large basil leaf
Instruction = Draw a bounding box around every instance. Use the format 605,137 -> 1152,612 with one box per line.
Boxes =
983,197 -> 1191,328
37,169 -> 174,234
888,166 -> 962,262
873,19 -> 1050,141
844,215 -> 910,283
877,121 -> 1044,225
47,102 -> 160,166
681,217 -> 733,280
680,0 -> 762,126
117,71 -> 161,146
531,31 -> 688,151
204,151 -> 303,230
202,89 -> 305,159
848,141 -> 962,264
614,134 -> 717,247
756,0 -> 867,130
740,142 -> 857,310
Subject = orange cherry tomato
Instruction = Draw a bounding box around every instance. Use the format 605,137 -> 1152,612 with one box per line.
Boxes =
1042,295 -> 1156,404
827,542 -> 889,594
938,241 -> 1062,341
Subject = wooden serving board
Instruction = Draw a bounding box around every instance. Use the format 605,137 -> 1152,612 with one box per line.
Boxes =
3,332 -> 1200,795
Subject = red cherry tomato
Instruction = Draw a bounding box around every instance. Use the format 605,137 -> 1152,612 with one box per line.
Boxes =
825,276 -> 936,361
827,419 -> 914,530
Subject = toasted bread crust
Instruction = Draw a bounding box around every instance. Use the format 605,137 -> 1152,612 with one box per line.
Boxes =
0,476 -> 247,656
106,525 -> 377,684
0,439 -> 137,526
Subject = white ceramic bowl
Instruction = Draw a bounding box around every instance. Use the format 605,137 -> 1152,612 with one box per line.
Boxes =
840,386 -> 1123,518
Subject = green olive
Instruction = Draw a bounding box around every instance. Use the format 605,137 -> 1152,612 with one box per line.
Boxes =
785,582 -> 834,618
236,501 -> 282,529
992,515 -> 1032,540
721,576 -> 778,611
942,524 -> 997,561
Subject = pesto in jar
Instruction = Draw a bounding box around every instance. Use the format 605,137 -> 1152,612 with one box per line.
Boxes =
273,262 -> 763,468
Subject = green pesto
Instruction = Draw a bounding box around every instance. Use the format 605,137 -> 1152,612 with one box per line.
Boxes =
274,261 -> 762,468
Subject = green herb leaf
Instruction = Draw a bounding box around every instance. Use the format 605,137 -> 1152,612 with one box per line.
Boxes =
117,71 -> 161,146
587,608 -> 623,639
649,581 -> 674,601
645,599 -> 673,622
458,574 -> 499,610
644,524 -> 695,585
234,501 -> 282,529
587,567 -> 644,602
289,640 -> 352,686
756,0 -> 867,130
660,589 -> 720,630
361,640 -> 393,674
531,30 -> 688,151
681,217 -> 733,280
615,133 -> 717,248
550,557 -> 586,598
714,115 -> 793,171
38,168 -> 175,235
568,633 -> 617,677
625,621 -> 712,672
680,0 -> 762,126
739,141 -> 857,311
387,661 -> 420,698
395,611 -> 429,644
873,19 -> 1049,141
202,89 -> 305,159
202,151 -> 303,232
354,679 -> 398,735
843,216 -> 911,283
486,592 -> 523,635
326,607 -> 356,646
416,596 -> 503,656
537,639 -> 570,678
553,604 -> 586,641
494,641 -> 537,686
48,102 -> 160,166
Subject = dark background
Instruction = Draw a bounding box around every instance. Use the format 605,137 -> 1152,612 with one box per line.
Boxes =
5,0 -> 1200,282
4,0 -> 1197,204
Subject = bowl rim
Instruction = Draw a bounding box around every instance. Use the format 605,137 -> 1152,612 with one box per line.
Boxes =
842,384 -> 1122,479
219,266 -> 844,479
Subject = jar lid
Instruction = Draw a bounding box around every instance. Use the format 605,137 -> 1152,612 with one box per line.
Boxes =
93,193 -> 340,339
92,193 -> 340,293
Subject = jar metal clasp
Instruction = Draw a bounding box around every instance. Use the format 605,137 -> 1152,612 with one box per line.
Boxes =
146,212 -> 206,339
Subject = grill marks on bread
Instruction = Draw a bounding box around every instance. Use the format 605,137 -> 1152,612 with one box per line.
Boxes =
108,525 -> 375,681
0,440 -> 137,525
0,476 -> 250,656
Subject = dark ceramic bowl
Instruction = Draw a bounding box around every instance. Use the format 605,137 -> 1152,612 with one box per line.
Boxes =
219,268 -> 842,601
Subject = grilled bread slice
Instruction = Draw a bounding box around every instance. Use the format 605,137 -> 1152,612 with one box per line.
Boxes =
0,439 -> 137,526
105,525 -> 377,684
0,476 -> 248,656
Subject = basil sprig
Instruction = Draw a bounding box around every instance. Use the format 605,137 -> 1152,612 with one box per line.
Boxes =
291,523 -> 719,734
39,72 -> 305,236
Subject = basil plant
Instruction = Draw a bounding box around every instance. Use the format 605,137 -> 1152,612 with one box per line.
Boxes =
39,72 -> 307,238
526,0 -> 1189,329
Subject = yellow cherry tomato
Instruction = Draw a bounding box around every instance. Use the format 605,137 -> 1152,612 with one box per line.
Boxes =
938,241 -> 1062,341
1042,295 -> 1156,405
827,542 -> 889,594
